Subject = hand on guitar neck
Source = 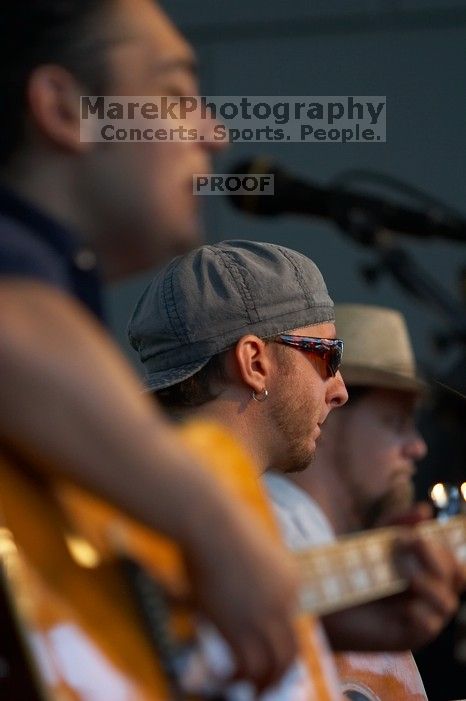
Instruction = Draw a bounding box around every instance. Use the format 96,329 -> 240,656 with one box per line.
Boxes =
315,513 -> 466,653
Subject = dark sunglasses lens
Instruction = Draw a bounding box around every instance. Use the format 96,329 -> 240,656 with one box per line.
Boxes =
328,344 -> 342,376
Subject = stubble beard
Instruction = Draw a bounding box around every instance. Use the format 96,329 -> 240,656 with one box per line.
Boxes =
268,385 -> 319,475
334,420 -> 415,531
362,479 -> 415,529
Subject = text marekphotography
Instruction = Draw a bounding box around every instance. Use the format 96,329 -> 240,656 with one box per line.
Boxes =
80,96 -> 386,144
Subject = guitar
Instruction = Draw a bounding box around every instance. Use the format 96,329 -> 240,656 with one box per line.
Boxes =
294,521 -> 466,701
0,420 -> 465,700
0,421 -> 342,701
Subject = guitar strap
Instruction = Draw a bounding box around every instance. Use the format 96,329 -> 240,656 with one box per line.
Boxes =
120,556 -> 194,701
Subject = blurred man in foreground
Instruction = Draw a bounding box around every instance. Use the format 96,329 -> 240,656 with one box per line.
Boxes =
0,1 -> 299,691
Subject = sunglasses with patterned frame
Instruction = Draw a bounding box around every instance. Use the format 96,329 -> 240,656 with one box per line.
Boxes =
274,334 -> 344,378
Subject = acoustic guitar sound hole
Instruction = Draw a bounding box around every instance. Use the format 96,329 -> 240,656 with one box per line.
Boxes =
343,684 -> 380,701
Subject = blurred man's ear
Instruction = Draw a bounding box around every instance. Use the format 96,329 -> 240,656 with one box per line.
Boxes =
27,65 -> 90,154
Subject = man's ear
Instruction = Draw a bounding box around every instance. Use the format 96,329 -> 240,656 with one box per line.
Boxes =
27,65 -> 90,154
234,336 -> 272,394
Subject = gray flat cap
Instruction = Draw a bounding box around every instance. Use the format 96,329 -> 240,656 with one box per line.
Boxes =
128,240 -> 335,392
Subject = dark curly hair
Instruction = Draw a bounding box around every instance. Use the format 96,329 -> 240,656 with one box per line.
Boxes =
0,1 -> 115,164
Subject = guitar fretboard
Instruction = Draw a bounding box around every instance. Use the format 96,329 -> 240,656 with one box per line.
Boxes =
296,515 -> 466,616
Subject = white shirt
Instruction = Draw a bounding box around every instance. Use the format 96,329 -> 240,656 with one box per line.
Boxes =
264,472 -> 335,549
179,472 -> 341,701
264,472 -> 428,701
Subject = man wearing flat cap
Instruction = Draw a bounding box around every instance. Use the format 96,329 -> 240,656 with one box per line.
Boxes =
130,238 -> 348,699
128,240 -> 465,697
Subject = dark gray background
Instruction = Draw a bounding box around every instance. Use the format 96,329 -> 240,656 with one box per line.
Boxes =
107,0 -> 466,377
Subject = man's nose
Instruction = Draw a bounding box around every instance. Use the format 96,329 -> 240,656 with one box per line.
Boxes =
199,107 -> 229,153
328,371 -> 348,409
405,429 -> 428,462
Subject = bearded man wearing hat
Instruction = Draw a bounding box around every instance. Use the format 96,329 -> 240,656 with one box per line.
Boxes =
271,303 -> 427,547
267,303 -> 444,657
128,240 -> 465,696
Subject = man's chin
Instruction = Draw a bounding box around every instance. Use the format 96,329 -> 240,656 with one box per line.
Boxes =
149,218 -> 204,267
283,449 -> 316,475
170,215 -> 204,254
363,484 -> 415,529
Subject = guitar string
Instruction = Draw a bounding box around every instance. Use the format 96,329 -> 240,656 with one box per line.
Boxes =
296,518 -> 466,610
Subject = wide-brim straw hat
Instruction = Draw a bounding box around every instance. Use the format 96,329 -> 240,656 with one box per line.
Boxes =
335,304 -> 425,394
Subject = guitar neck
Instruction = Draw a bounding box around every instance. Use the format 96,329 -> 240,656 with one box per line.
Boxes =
296,515 -> 466,616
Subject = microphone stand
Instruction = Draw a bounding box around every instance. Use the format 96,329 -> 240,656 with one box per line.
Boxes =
335,208 -> 466,352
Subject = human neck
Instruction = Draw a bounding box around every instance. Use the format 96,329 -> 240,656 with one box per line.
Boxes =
290,446 -> 361,536
174,397 -> 270,476
2,155 -> 96,247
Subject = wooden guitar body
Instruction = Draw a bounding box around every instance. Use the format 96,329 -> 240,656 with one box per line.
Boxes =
0,421 -> 339,701
335,652 -> 427,701
0,455 -> 178,700
1,420 -> 464,700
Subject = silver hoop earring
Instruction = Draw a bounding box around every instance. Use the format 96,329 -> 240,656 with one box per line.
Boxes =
252,388 -> 268,402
